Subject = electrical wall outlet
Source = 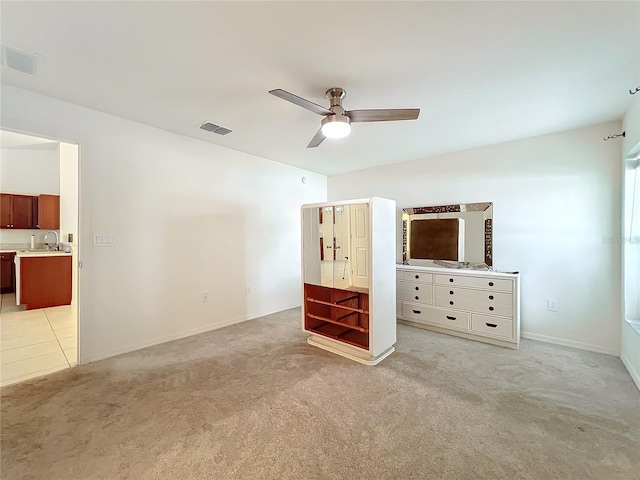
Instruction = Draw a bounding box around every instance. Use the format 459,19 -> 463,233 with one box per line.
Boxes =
202,293 -> 209,302
547,299 -> 559,312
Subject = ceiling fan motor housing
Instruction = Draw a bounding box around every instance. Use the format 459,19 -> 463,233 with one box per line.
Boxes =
321,111 -> 351,128
321,89 -> 351,138
324,87 -> 350,129
326,87 -> 346,107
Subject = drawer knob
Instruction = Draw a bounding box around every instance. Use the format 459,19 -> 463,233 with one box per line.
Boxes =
449,301 -> 454,305
446,316 -> 456,321
449,278 -> 454,283
489,281 -> 494,286
412,309 -> 421,314
415,286 -> 419,291
489,295 -> 494,300
414,296 -> 419,300
415,274 -> 419,279
489,306 -> 494,311
486,323 -> 497,328
449,290 -> 454,295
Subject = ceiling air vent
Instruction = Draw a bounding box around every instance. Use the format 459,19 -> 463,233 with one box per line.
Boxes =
200,122 -> 232,135
1,45 -> 41,75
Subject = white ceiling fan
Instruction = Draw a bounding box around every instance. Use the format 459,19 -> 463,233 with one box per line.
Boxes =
269,87 -> 420,148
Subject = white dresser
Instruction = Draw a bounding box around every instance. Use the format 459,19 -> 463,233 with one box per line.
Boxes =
396,265 -> 520,348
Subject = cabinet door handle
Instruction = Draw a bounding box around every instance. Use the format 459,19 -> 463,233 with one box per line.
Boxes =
449,278 -> 454,283
485,323 -> 498,328
446,316 -> 456,321
449,290 -> 454,295
415,286 -> 419,291
489,306 -> 494,311
489,281 -> 494,286
449,301 -> 454,305
415,274 -> 419,279
414,296 -> 419,300
489,295 -> 494,300
412,310 -> 421,314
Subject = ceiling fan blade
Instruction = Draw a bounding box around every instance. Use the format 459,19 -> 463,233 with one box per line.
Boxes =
347,108 -> 420,123
269,89 -> 333,116
307,128 -> 326,148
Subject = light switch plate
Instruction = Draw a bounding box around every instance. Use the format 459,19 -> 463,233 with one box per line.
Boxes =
93,234 -> 115,247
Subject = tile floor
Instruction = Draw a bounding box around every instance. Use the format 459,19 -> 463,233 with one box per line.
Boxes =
321,259 -> 353,290
0,293 -> 77,387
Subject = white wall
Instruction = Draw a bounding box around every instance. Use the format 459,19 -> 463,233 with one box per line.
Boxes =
1,85 -> 327,362
59,142 -> 79,245
0,147 -> 59,194
59,141 -> 79,304
621,93 -> 640,390
329,121 -> 622,355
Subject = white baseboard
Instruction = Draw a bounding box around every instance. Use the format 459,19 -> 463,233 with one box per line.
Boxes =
621,353 -> 640,391
87,307 -> 292,363
521,331 -> 619,356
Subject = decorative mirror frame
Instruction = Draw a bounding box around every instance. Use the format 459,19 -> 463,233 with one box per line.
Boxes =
402,202 -> 493,269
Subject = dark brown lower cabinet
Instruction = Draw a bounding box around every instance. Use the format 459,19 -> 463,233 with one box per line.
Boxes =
0,252 -> 16,293
20,255 -> 72,310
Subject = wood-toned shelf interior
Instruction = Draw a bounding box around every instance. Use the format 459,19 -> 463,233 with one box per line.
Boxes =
307,324 -> 369,350
307,313 -> 368,333
305,297 -> 366,314
304,283 -> 369,349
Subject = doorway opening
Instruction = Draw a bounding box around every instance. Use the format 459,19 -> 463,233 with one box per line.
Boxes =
0,129 -> 80,386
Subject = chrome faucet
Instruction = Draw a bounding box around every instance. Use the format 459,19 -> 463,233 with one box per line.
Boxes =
43,231 -> 59,251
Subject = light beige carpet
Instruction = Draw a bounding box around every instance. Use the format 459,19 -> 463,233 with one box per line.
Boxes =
1,307 -> 639,479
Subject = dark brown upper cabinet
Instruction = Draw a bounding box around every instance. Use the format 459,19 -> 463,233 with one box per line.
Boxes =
0,193 -> 38,229
38,194 -> 60,230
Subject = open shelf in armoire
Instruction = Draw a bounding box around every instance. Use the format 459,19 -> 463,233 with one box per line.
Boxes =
304,283 -> 370,350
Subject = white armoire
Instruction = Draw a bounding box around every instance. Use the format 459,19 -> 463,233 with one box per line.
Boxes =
301,197 -> 396,365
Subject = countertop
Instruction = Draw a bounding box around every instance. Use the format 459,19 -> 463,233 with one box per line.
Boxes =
0,248 -> 71,257
16,251 -> 72,258
1,244 -> 72,256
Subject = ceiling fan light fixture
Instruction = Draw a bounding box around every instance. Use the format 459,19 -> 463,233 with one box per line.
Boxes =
321,114 -> 351,139
269,87 -> 420,148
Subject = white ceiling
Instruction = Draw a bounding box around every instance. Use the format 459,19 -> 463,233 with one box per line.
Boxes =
1,1 -> 638,176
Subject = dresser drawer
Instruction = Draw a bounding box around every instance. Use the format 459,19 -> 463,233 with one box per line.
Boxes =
471,314 -> 514,339
434,273 -> 513,292
434,296 -> 513,317
398,270 -> 433,284
434,285 -> 513,305
397,280 -> 433,304
401,303 -> 470,330
434,274 -> 470,287
466,276 -> 513,292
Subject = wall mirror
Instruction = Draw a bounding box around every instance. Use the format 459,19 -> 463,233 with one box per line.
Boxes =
402,202 -> 493,269
302,203 -> 369,292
